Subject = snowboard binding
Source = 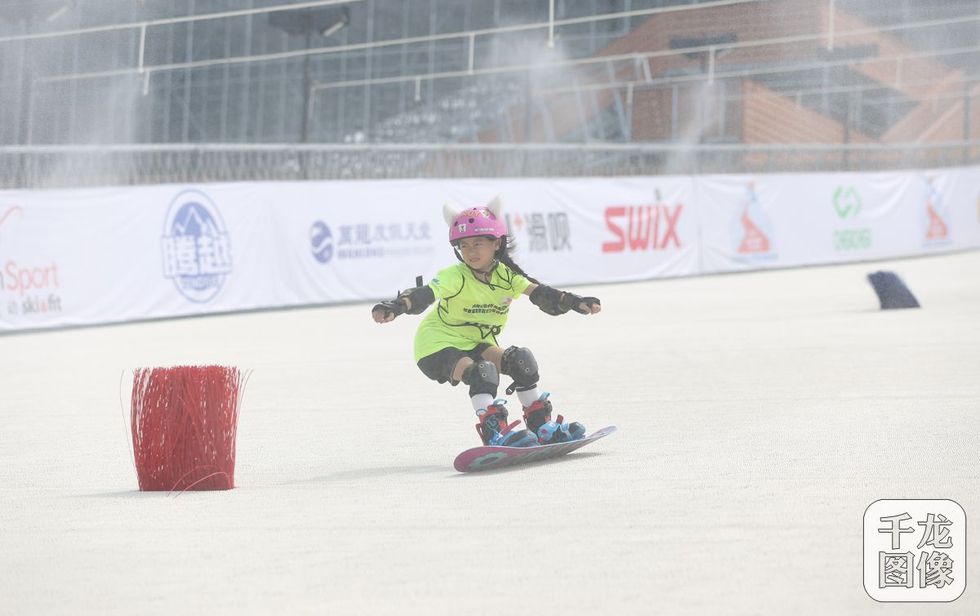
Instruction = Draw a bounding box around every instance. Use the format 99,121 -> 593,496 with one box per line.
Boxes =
522,392 -> 586,444
475,400 -> 538,448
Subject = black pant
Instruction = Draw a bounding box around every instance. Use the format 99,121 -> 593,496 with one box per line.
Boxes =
416,344 -> 492,385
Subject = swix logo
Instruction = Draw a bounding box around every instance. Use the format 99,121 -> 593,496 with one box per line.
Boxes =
601,204 -> 683,253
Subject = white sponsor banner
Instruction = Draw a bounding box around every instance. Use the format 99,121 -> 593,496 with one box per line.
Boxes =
697,174 -> 790,272
271,176 -> 698,296
575,176 -> 699,284
0,181 -> 454,332
698,171 -> 920,273
697,168 -> 980,274
0,168 -> 977,332
0,184 -> 277,331
449,177 -> 699,287
273,179 -> 448,302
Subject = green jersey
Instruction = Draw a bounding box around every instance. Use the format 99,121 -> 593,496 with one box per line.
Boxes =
414,262 -> 532,361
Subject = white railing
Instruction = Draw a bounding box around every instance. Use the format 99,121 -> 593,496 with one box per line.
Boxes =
6,0 -> 765,85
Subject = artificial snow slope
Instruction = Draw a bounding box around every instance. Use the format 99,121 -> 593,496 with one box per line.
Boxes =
2,251 -> 978,615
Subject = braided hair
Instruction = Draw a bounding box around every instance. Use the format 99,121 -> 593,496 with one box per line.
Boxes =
494,236 -> 541,285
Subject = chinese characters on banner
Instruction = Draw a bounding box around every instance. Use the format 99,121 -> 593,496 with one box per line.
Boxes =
864,500 -> 966,602
162,235 -> 233,277
506,212 -> 572,253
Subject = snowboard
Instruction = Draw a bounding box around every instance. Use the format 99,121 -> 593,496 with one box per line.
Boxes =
453,426 -> 617,473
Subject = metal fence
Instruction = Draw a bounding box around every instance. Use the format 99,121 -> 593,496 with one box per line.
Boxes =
1,141 -> 976,188
1,0 -> 745,145
3,1 -> 978,147
2,0 -> 978,187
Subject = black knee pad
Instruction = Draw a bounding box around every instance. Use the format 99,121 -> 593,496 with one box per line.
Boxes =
462,359 -> 499,398
500,346 -> 539,391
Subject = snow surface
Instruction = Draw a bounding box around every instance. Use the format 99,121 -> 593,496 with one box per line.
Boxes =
2,251 -> 979,615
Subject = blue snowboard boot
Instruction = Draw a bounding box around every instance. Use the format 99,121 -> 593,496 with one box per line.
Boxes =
475,400 -> 538,447
522,392 -> 586,445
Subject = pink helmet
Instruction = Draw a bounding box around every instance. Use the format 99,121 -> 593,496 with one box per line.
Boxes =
443,197 -> 507,244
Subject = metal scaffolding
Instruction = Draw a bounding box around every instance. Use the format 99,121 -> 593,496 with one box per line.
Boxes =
0,0 -> 977,186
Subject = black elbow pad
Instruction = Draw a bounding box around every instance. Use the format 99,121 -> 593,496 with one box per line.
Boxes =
399,285 -> 435,315
529,284 -> 569,316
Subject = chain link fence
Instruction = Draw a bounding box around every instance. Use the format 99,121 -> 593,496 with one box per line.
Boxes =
0,142 -> 977,188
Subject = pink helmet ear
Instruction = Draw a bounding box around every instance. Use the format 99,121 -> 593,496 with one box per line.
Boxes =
486,196 -> 503,219
443,202 -> 461,227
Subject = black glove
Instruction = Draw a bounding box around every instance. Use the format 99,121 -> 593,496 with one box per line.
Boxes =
371,298 -> 407,321
530,284 -> 600,316
559,291 -> 601,315
372,277 -> 436,321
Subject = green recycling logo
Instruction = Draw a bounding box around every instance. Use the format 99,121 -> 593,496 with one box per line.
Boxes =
832,186 -> 872,251
833,186 -> 862,219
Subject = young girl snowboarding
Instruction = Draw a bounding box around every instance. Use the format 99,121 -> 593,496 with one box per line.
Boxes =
371,197 -> 601,448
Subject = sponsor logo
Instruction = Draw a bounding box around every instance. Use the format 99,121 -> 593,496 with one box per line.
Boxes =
732,182 -> 776,260
833,186 -> 862,219
463,302 -> 511,316
602,191 -> 683,253
505,211 -> 572,253
0,205 -> 23,241
309,220 -> 433,262
832,186 -> 872,251
2,260 -> 60,299
922,177 -> 951,247
864,499 -> 966,602
161,190 -> 233,303
0,206 -> 64,318
310,221 -> 334,264
738,213 -> 770,253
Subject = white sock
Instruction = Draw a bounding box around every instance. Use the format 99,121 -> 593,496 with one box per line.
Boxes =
517,387 -> 541,408
470,394 -> 494,413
